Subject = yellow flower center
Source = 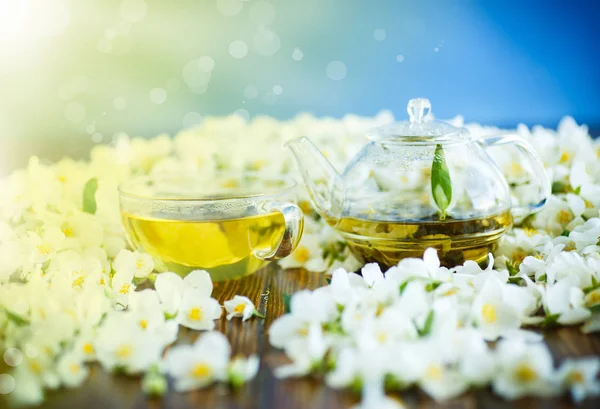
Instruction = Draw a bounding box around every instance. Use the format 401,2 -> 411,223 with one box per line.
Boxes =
191,363 -> 212,378
296,326 -> 309,337
70,363 -> 80,374
559,151 -> 571,164
443,288 -> 458,297
293,246 -> 310,263
135,259 -> 145,269
72,275 -> 85,289
425,364 -> 443,381
221,179 -> 239,188
523,227 -> 539,237
556,210 -> 573,225
188,307 -> 204,321
119,283 -> 131,295
30,360 -> 43,374
139,319 -> 148,329
36,243 -> 54,255
233,304 -> 245,314
116,344 -> 133,359
62,226 -> 74,237
586,290 -> 600,307
99,277 -> 106,285
481,303 -> 497,324
512,250 -> 527,264
509,161 -> 524,176
83,343 -> 94,355
567,370 -> 585,384
376,331 -> 388,343
515,363 -> 538,382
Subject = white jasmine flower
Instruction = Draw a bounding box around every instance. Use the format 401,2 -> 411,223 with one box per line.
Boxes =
542,275 -> 591,325
361,263 -> 384,287
556,358 -> 600,402
275,323 -> 328,378
163,331 -> 231,391
113,249 -> 154,278
56,351 -> 89,387
227,354 -> 260,387
492,339 -> 556,399
224,295 -> 261,321
154,270 -> 213,316
176,288 -> 222,330
471,277 -> 520,340
27,226 -> 66,264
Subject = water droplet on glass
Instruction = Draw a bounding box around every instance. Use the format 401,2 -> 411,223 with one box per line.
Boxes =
373,29 -> 386,41
65,102 -> 86,123
234,108 -> 250,121
150,88 -> 167,104
244,85 -> 259,100
217,0 -> 244,16
0,374 -> 15,395
182,112 -> 204,129
326,61 -> 347,81
113,96 -> 128,111
272,85 -> 283,95
249,1 -> 276,25
120,0 -> 147,23
229,40 -> 248,59
253,27 -> 281,56
396,55 -> 405,62
292,48 -> 303,61
4,348 -> 23,367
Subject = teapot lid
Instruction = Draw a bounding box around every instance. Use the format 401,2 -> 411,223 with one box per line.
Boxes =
367,98 -> 470,143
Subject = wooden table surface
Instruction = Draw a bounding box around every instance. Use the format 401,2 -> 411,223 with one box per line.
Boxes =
27,266 -> 600,409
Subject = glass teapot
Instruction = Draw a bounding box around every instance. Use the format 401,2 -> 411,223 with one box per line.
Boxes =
286,98 -> 551,267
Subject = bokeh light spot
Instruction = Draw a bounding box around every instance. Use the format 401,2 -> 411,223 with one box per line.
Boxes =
65,102 -> 86,123
272,85 -> 283,95
434,47 -> 439,52
244,85 -> 259,100
217,0 -> 244,16
249,1 -> 276,25
253,28 -> 281,56
113,96 -> 128,111
150,88 -> 167,104
326,61 -> 347,81
396,55 -> 405,62
374,29 -> 386,41
92,133 -> 103,143
234,109 -> 250,121
120,0 -> 148,23
229,40 -> 248,59
0,374 -> 15,395
292,48 -> 304,61
182,57 -> 214,92
182,112 -> 204,129
4,348 -> 23,367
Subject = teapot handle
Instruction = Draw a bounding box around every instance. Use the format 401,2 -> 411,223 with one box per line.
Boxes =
479,133 -> 551,222
254,201 -> 304,261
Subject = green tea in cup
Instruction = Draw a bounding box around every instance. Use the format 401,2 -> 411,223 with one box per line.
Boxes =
118,173 -> 304,281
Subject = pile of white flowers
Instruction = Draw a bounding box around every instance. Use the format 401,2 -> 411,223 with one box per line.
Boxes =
0,111 -> 599,407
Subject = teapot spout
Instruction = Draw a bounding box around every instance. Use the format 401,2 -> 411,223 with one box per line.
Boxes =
285,137 -> 343,225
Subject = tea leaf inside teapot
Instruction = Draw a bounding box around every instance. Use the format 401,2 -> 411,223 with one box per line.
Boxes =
431,144 -> 452,219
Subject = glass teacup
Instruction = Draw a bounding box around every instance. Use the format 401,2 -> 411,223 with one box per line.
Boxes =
118,173 -> 304,281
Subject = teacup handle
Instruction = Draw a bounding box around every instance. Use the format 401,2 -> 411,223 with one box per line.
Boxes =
480,133 -> 551,221
254,201 -> 304,261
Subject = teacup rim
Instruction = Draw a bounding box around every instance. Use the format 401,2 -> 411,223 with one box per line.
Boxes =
118,172 -> 297,203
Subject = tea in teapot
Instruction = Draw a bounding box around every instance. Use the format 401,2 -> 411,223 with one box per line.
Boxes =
287,98 -> 550,267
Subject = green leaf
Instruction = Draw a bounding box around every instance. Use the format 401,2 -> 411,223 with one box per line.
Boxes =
82,178 -> 98,214
590,305 -> 600,314
506,260 -> 520,276
3,308 -> 30,326
399,279 -> 411,295
561,229 -> 571,237
574,186 -> 582,195
538,274 -> 547,283
431,144 -> 452,218
541,313 -> 560,328
325,277 -> 332,284
282,293 -> 291,313
425,281 -> 442,292
552,181 -> 569,194
418,310 -> 435,337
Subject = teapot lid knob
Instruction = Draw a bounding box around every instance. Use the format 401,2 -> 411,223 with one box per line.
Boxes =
407,98 -> 431,124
